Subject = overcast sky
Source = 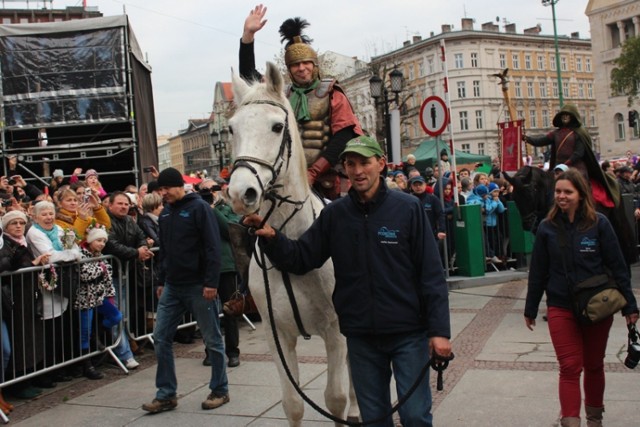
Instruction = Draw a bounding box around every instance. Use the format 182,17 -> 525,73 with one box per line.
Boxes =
56,0 -> 592,135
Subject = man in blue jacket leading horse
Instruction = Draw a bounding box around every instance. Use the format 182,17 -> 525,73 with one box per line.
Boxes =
244,135 -> 452,427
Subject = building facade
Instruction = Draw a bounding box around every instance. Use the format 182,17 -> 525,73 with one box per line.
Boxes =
587,0 -> 640,158
168,133 -> 184,174
156,134 -> 171,172
0,2 -> 102,23
181,119 -> 213,177
342,19 -> 597,162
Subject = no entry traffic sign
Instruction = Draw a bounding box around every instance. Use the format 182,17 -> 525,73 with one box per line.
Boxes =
419,96 -> 448,137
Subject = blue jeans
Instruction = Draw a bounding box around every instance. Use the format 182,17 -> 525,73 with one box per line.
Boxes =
1,320 -> 10,381
154,284 -> 228,400
347,330 -> 433,427
112,277 -> 134,362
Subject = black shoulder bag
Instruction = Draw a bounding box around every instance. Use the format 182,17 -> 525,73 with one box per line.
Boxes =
556,222 -> 627,325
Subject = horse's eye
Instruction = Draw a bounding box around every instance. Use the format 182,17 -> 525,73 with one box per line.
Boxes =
228,126 -> 234,135
272,123 -> 284,133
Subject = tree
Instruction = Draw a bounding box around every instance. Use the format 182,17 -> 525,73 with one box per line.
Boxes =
610,36 -> 640,106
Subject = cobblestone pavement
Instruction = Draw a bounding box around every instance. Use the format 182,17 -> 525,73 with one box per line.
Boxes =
5,277 -> 640,426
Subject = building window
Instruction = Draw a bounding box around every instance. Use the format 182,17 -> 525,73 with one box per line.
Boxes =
550,56 -> 556,71
563,82 -> 569,98
585,57 -> 591,72
471,52 -> 478,67
461,143 -> 471,153
576,57 -> 583,72
542,110 -> 550,128
419,60 -> 425,77
473,80 -> 481,97
499,53 -> 506,69
537,55 -> 545,70
560,56 -> 568,71
459,111 -> 469,130
408,65 -> 414,80
539,81 -> 547,98
428,57 -> 435,74
578,83 -> 585,98
512,53 -> 520,69
514,81 -> 522,98
552,82 -> 559,98
587,83 -> 593,98
615,113 -> 625,140
457,81 -> 466,98
475,110 -> 484,129
527,81 -> 534,98
525,54 -> 532,70
455,53 -> 464,68
477,142 -> 485,155
590,110 -> 596,127
529,110 -> 537,128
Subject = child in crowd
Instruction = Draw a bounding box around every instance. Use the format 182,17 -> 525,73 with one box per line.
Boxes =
484,183 -> 506,263
76,222 -> 123,380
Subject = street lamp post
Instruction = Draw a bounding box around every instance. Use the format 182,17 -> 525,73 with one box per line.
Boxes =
210,127 -> 229,176
542,0 -> 564,107
369,67 -> 404,163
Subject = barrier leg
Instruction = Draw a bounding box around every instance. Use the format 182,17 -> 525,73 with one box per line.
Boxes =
241,314 -> 257,331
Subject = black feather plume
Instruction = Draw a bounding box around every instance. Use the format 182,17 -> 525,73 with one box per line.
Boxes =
279,18 -> 313,48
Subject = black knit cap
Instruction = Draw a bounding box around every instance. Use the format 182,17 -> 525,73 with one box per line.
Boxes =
157,167 -> 184,188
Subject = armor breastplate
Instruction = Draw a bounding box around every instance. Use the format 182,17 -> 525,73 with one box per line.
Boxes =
288,79 -> 333,166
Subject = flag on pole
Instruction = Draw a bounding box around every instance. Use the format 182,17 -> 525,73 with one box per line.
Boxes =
498,120 -> 524,173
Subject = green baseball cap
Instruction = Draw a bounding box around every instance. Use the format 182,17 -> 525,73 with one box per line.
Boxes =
339,135 -> 384,159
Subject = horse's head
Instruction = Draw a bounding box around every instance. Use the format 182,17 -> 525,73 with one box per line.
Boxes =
226,62 -> 307,216
504,166 -> 551,232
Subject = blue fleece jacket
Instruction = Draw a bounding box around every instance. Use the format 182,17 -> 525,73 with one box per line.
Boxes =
525,212 -> 638,319
158,193 -> 221,288
261,179 -> 451,338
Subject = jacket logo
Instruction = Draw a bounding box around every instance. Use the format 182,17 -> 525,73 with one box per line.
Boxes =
377,227 -> 399,245
579,236 -> 597,253
179,210 -> 190,218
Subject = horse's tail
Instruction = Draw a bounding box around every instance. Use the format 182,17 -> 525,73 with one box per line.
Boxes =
608,203 -> 639,267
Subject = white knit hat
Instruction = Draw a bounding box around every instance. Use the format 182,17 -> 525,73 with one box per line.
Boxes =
85,226 -> 108,244
1,210 -> 28,230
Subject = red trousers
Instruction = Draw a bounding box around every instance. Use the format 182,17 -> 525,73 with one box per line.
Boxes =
547,306 -> 613,417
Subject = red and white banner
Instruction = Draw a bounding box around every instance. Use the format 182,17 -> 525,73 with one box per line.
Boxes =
498,120 -> 524,173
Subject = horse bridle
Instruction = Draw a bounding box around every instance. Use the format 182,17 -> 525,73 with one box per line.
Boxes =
232,99 -> 293,198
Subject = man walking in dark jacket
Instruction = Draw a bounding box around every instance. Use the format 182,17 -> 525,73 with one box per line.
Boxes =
142,168 -> 229,414
244,136 -> 451,427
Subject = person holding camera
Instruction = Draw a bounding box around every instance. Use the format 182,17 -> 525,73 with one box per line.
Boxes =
524,169 -> 639,427
55,188 -> 111,240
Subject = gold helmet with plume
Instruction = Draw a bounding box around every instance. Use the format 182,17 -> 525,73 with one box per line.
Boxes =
279,18 -> 318,70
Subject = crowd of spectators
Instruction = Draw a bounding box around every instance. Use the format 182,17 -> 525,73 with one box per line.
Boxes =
0,164 -> 239,408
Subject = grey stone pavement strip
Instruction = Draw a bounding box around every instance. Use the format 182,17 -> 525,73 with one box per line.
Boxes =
5,271 -> 640,426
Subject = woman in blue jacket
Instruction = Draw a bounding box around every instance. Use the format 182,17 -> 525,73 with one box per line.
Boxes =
524,169 -> 638,427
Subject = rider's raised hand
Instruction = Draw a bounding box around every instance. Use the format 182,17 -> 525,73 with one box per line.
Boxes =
242,4 -> 268,43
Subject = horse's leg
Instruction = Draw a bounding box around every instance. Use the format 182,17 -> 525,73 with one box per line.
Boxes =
320,321 -> 359,425
265,326 -> 304,427
345,354 -> 361,422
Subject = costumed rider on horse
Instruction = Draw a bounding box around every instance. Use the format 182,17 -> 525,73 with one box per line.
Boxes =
523,103 -> 638,266
240,5 -> 363,200
522,104 -> 618,211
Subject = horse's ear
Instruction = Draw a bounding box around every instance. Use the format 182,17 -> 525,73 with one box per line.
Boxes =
264,62 -> 284,95
231,67 -> 250,104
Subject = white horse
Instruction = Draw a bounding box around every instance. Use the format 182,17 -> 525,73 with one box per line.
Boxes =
226,62 -> 359,426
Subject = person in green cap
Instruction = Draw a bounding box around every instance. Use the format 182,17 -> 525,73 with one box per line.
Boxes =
239,5 -> 363,200
243,135 -> 452,427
